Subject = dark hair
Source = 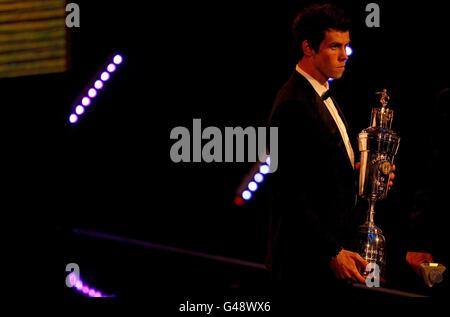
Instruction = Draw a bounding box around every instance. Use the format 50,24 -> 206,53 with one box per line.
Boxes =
292,4 -> 351,59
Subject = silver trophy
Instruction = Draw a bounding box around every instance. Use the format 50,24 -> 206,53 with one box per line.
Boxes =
357,89 -> 400,277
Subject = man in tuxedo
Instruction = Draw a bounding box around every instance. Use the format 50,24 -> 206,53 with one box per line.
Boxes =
267,4 -> 369,290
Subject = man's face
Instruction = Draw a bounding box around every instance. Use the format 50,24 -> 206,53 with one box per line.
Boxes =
312,29 -> 350,82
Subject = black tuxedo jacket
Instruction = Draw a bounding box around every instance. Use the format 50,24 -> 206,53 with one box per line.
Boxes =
267,71 -> 360,286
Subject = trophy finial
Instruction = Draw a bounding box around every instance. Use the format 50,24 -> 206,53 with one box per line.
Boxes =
376,89 -> 390,108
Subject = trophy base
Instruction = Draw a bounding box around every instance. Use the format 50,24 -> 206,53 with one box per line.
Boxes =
357,222 -> 386,278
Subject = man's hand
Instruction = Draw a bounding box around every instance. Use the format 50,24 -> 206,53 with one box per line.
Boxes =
330,249 -> 369,284
388,164 -> 395,188
406,251 -> 434,276
354,162 -> 396,188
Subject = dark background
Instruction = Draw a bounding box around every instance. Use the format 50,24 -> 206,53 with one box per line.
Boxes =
2,0 -> 449,301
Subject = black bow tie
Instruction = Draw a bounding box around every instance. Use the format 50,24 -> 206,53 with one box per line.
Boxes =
321,89 -> 332,100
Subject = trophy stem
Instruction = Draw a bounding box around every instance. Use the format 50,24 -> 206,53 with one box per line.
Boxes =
358,197 -> 386,277
367,198 -> 376,225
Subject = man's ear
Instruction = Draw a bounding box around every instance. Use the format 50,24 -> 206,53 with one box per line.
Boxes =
302,40 -> 314,57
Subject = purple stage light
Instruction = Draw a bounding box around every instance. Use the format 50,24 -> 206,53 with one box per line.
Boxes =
107,63 -> 116,73
113,55 -> 123,65
100,72 -> 110,81
69,114 -> 78,123
69,53 -> 124,124
69,273 -> 110,298
82,97 -> 91,106
88,88 -> 97,98
75,105 -> 85,115
94,80 -> 103,89
68,273 -> 77,287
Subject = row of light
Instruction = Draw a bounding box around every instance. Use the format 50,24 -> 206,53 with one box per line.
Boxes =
69,54 -> 124,124
234,156 -> 271,206
68,272 -> 112,298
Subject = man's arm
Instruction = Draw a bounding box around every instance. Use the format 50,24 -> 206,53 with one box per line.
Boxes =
330,249 -> 368,284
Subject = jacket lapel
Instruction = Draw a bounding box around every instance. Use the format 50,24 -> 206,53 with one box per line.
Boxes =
313,93 -> 353,170
331,96 -> 350,132
290,72 -> 354,170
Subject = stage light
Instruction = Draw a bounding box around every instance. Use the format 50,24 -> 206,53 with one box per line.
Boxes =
234,196 -> 244,206
234,156 -> 273,205
113,55 -> 123,65
82,286 -> 90,294
254,173 -> 264,183
346,46 -> 353,56
242,190 -> 252,200
248,181 -> 258,192
75,280 -> 83,290
107,63 -> 116,73
94,80 -> 103,89
259,165 -> 270,175
82,97 -> 91,106
69,114 -> 78,123
100,71 -> 110,81
69,53 -> 124,124
88,88 -> 97,98
68,272 -> 110,297
75,105 -> 84,115
68,273 -> 77,287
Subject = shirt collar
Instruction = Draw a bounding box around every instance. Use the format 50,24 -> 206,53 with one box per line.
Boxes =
295,64 -> 329,98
